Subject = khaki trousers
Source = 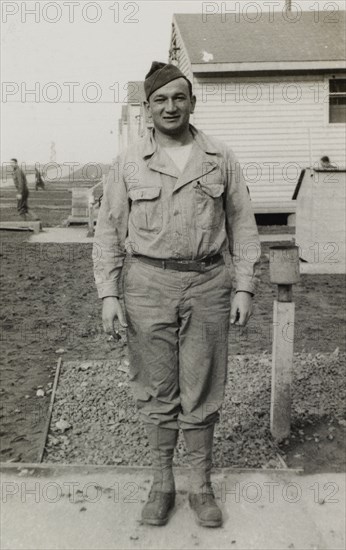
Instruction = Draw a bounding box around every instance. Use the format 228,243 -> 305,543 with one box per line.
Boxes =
17,186 -> 29,216
124,258 -> 232,430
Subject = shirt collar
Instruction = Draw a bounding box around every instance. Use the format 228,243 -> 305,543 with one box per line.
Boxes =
141,124 -> 218,159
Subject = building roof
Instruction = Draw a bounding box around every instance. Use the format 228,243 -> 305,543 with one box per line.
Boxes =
173,11 -> 346,71
292,167 -> 346,199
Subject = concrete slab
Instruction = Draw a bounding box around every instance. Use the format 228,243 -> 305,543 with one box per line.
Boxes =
259,234 -> 294,243
299,262 -> 346,275
26,227 -> 294,246
0,221 -> 42,234
1,463 -> 344,550
28,227 -> 92,243
27,228 -> 294,245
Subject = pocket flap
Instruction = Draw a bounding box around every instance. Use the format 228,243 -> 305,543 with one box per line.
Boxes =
129,187 -> 161,201
195,182 -> 224,199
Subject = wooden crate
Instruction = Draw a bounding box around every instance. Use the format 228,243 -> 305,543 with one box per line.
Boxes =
67,178 -> 105,231
67,187 -> 93,225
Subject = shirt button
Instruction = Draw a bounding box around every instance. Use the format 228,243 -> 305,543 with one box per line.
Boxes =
173,210 -> 179,216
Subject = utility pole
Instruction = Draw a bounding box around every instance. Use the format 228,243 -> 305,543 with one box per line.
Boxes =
285,0 -> 292,10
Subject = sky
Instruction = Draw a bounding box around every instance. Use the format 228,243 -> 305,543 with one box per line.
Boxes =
1,0 -> 345,165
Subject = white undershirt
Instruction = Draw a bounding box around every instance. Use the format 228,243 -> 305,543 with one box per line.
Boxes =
162,143 -> 193,173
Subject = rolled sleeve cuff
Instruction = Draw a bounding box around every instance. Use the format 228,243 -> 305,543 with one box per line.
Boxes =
97,283 -> 120,299
235,279 -> 256,295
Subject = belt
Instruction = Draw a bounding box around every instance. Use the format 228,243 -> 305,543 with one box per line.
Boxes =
134,253 -> 223,272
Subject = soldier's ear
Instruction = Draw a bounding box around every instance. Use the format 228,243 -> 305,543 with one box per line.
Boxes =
144,101 -> 153,122
190,94 -> 197,114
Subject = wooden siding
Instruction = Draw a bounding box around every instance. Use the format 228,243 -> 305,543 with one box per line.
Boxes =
192,74 -> 346,204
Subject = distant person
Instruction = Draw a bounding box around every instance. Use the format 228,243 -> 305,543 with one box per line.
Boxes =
10,158 -> 29,220
10,159 -> 38,221
320,156 -> 337,170
35,167 -> 45,190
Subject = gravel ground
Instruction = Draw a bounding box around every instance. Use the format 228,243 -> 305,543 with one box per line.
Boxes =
44,350 -> 346,468
1,194 -> 345,469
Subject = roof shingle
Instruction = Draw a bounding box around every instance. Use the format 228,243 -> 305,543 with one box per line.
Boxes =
174,12 -> 346,65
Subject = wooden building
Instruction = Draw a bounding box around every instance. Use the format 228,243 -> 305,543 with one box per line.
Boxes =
118,81 -> 152,153
169,11 -> 346,214
293,168 -> 346,273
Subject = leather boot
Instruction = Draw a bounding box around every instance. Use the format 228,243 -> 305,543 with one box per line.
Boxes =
183,425 -> 222,528
141,425 -> 178,526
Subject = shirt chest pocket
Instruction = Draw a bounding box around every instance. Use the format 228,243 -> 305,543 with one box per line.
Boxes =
128,187 -> 163,233
193,180 -> 224,230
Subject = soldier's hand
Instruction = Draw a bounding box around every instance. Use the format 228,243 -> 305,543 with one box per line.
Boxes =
230,291 -> 253,327
16,194 -> 22,200
102,296 -> 128,336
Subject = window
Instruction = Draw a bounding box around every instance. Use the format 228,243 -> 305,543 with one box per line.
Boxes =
329,79 -> 346,123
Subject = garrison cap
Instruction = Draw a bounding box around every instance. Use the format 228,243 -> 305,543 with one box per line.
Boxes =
144,61 -> 191,100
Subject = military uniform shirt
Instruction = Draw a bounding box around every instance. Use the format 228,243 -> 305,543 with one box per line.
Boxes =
93,125 -> 260,298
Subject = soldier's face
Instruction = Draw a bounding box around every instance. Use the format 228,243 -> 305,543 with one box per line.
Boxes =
146,78 -> 196,137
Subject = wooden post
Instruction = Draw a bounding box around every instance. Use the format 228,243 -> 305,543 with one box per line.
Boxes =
87,199 -> 94,237
269,246 -> 300,441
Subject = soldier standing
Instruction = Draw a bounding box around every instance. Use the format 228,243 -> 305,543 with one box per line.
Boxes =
35,167 -> 45,190
93,62 -> 260,527
10,158 -> 30,220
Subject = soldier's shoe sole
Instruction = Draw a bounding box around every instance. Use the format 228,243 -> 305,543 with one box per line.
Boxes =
195,516 -> 223,528
141,516 -> 169,526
